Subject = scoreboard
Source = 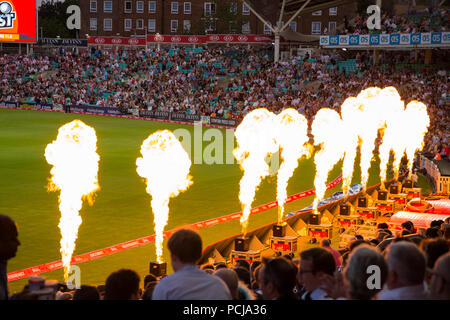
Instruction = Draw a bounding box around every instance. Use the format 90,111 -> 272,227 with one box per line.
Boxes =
0,0 -> 37,43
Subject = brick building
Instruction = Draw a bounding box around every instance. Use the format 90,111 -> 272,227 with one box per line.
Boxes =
80,0 -> 357,38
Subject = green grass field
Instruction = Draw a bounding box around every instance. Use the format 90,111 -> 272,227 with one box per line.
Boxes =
0,108 -> 428,294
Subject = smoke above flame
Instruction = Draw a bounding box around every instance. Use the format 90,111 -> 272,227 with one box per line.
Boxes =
45,120 -> 100,281
233,108 -> 278,235
136,130 -> 192,263
275,108 -> 310,223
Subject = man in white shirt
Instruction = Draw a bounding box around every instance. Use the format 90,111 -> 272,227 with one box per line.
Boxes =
152,229 -> 231,300
298,248 -> 336,300
378,241 -> 428,300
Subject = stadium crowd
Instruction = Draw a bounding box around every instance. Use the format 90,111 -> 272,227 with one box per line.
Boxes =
1,214 -> 450,300
0,45 -> 448,157
340,8 -> 449,35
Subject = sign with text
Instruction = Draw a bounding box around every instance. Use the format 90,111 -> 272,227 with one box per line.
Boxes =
320,32 -> 449,48
40,38 -> 87,47
0,0 -> 37,43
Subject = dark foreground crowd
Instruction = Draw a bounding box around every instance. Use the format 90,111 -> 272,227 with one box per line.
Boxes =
1,214 -> 450,300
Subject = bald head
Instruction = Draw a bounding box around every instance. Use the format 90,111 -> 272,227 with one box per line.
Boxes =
214,269 -> 238,299
0,214 -> 20,260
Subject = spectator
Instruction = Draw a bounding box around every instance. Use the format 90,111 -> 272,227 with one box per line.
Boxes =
259,257 -> 297,300
143,273 -> 158,289
214,268 -> 239,300
428,252 -> 450,300
375,223 -> 393,243
430,220 -> 444,229
250,260 -> 261,283
96,285 -> 105,300
233,267 -> 251,288
420,239 -> 449,269
321,245 -> 388,300
342,239 -> 371,266
214,263 -> 227,271
425,227 -> 442,239
321,239 -> 342,267
433,151 -> 442,161
142,281 -> 158,300
401,221 -> 415,236
72,285 -> 100,300
0,214 -> 20,300
201,264 -> 215,275
344,245 -> 388,300
152,229 -> 231,300
234,259 -> 251,272
104,269 -> 140,300
378,242 -> 428,300
298,248 -> 336,300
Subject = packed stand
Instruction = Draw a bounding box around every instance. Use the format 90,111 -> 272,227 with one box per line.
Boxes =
338,8 -> 449,35
0,45 -> 448,156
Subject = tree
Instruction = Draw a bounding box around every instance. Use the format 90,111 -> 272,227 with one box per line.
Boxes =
39,0 -> 79,38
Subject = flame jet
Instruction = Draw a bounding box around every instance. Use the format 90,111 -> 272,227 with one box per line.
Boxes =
340,96 -> 365,195
233,108 -> 279,235
311,108 -> 346,214
45,120 -> 100,281
136,130 -> 192,263
377,87 -> 407,188
403,101 -> 430,178
354,87 -> 384,190
275,108 -> 310,223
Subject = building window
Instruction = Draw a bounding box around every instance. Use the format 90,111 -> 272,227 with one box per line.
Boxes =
137,1 -> 144,13
311,21 -> 321,34
312,10 -> 322,16
125,19 -> 132,31
289,21 -> 297,32
242,3 -> 250,15
329,7 -> 337,16
90,18 -> 97,30
171,2 -> 179,14
104,18 -> 112,31
104,1 -> 112,13
124,1 -> 132,13
328,21 -> 336,33
90,0 -> 97,13
137,19 -> 144,29
204,2 -> 216,16
230,2 -> 237,15
264,23 -> 272,34
184,2 -> 191,14
205,19 -> 215,33
148,19 -> 156,32
183,20 -> 191,32
229,21 -> 237,33
242,21 -> 250,34
171,20 -> 178,32
149,1 -> 156,13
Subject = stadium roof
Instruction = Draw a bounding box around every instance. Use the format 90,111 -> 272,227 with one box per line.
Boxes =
243,0 -> 355,26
